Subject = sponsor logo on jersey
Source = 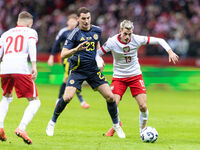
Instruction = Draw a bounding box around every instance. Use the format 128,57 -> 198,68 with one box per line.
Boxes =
86,37 -> 92,41
70,79 -> 75,84
80,37 -> 85,41
93,34 -> 98,40
123,46 -> 130,54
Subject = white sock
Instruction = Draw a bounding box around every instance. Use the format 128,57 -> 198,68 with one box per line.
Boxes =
0,96 -> 13,128
139,109 -> 149,133
18,100 -> 40,131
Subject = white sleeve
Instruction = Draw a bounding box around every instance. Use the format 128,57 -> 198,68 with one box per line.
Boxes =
28,31 -> 38,62
95,54 -> 104,68
134,34 -> 149,46
148,37 -> 172,52
97,38 -> 112,56
0,37 -> 4,58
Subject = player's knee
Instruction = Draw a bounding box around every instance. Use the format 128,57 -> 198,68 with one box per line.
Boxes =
105,94 -> 115,103
63,95 -> 73,102
139,103 -> 147,112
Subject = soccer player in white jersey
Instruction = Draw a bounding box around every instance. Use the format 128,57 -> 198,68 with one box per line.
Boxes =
0,11 -> 40,144
97,20 -> 179,138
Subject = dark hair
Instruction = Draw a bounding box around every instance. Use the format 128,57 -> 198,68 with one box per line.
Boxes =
18,11 -> 33,20
77,7 -> 90,17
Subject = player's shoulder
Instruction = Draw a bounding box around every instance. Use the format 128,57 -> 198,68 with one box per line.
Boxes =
91,25 -> 102,33
68,26 -> 80,40
131,34 -> 146,41
107,34 -> 118,43
58,27 -> 69,36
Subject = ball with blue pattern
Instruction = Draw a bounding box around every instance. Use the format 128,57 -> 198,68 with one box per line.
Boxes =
141,127 -> 158,143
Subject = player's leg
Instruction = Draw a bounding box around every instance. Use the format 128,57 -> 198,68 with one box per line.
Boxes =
15,97 -> 40,144
97,83 -> 125,138
134,93 -> 148,133
0,75 -> 14,141
129,75 -> 148,134
46,86 -> 77,136
105,94 -> 122,137
55,59 -> 69,105
105,79 -> 127,137
0,94 -> 13,141
13,74 -> 40,144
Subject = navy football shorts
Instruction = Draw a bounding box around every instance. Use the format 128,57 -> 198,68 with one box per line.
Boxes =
66,70 -> 108,91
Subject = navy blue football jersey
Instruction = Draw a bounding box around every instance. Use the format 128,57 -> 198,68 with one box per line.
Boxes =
50,27 -> 71,55
63,25 -> 101,71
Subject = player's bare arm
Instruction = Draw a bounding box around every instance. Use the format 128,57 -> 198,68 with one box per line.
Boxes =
48,55 -> 54,66
31,61 -> 37,80
61,41 -> 87,59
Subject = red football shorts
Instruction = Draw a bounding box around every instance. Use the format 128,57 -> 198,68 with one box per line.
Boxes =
110,74 -> 146,99
0,74 -> 38,98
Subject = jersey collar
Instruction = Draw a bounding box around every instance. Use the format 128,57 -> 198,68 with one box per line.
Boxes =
117,34 -> 131,45
16,25 -> 24,27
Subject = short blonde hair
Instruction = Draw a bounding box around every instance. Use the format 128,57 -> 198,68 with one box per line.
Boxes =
120,20 -> 134,30
67,14 -> 78,20
18,11 -> 33,20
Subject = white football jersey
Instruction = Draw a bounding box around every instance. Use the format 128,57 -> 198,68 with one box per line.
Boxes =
0,26 -> 38,74
100,34 -> 149,78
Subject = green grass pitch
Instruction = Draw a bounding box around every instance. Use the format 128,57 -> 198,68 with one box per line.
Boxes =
0,84 -> 200,150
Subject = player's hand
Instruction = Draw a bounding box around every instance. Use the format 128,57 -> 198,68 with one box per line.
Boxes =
168,49 -> 179,64
32,68 -> 37,80
76,41 -> 88,52
48,55 -> 54,66
100,63 -> 105,72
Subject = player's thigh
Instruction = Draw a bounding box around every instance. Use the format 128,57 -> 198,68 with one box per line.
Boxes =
97,83 -> 114,102
0,74 -> 15,95
129,75 -> 146,97
86,71 -> 108,90
14,74 -> 38,98
66,71 -> 85,91
63,86 -> 77,101
111,78 -> 127,100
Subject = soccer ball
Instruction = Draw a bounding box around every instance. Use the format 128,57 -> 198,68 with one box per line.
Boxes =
141,127 -> 158,143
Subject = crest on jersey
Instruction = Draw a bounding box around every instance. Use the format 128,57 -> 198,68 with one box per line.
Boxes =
80,37 -> 85,41
70,80 -> 75,84
123,46 -> 130,54
64,40 -> 68,45
93,34 -> 98,40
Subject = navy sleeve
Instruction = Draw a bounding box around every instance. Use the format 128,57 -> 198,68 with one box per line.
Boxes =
50,33 -> 65,55
63,38 -> 75,50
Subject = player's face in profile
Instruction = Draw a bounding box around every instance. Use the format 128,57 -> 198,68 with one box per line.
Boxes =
67,18 -> 78,30
78,12 -> 91,30
119,28 -> 133,44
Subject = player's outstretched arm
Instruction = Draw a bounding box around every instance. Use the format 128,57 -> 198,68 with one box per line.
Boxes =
148,37 -> 179,64
61,41 -> 87,59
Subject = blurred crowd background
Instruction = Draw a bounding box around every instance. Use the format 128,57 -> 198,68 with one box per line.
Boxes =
0,0 -> 200,58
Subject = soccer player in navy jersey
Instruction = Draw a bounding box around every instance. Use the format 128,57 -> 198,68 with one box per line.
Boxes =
47,14 -> 90,109
46,7 -> 125,138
